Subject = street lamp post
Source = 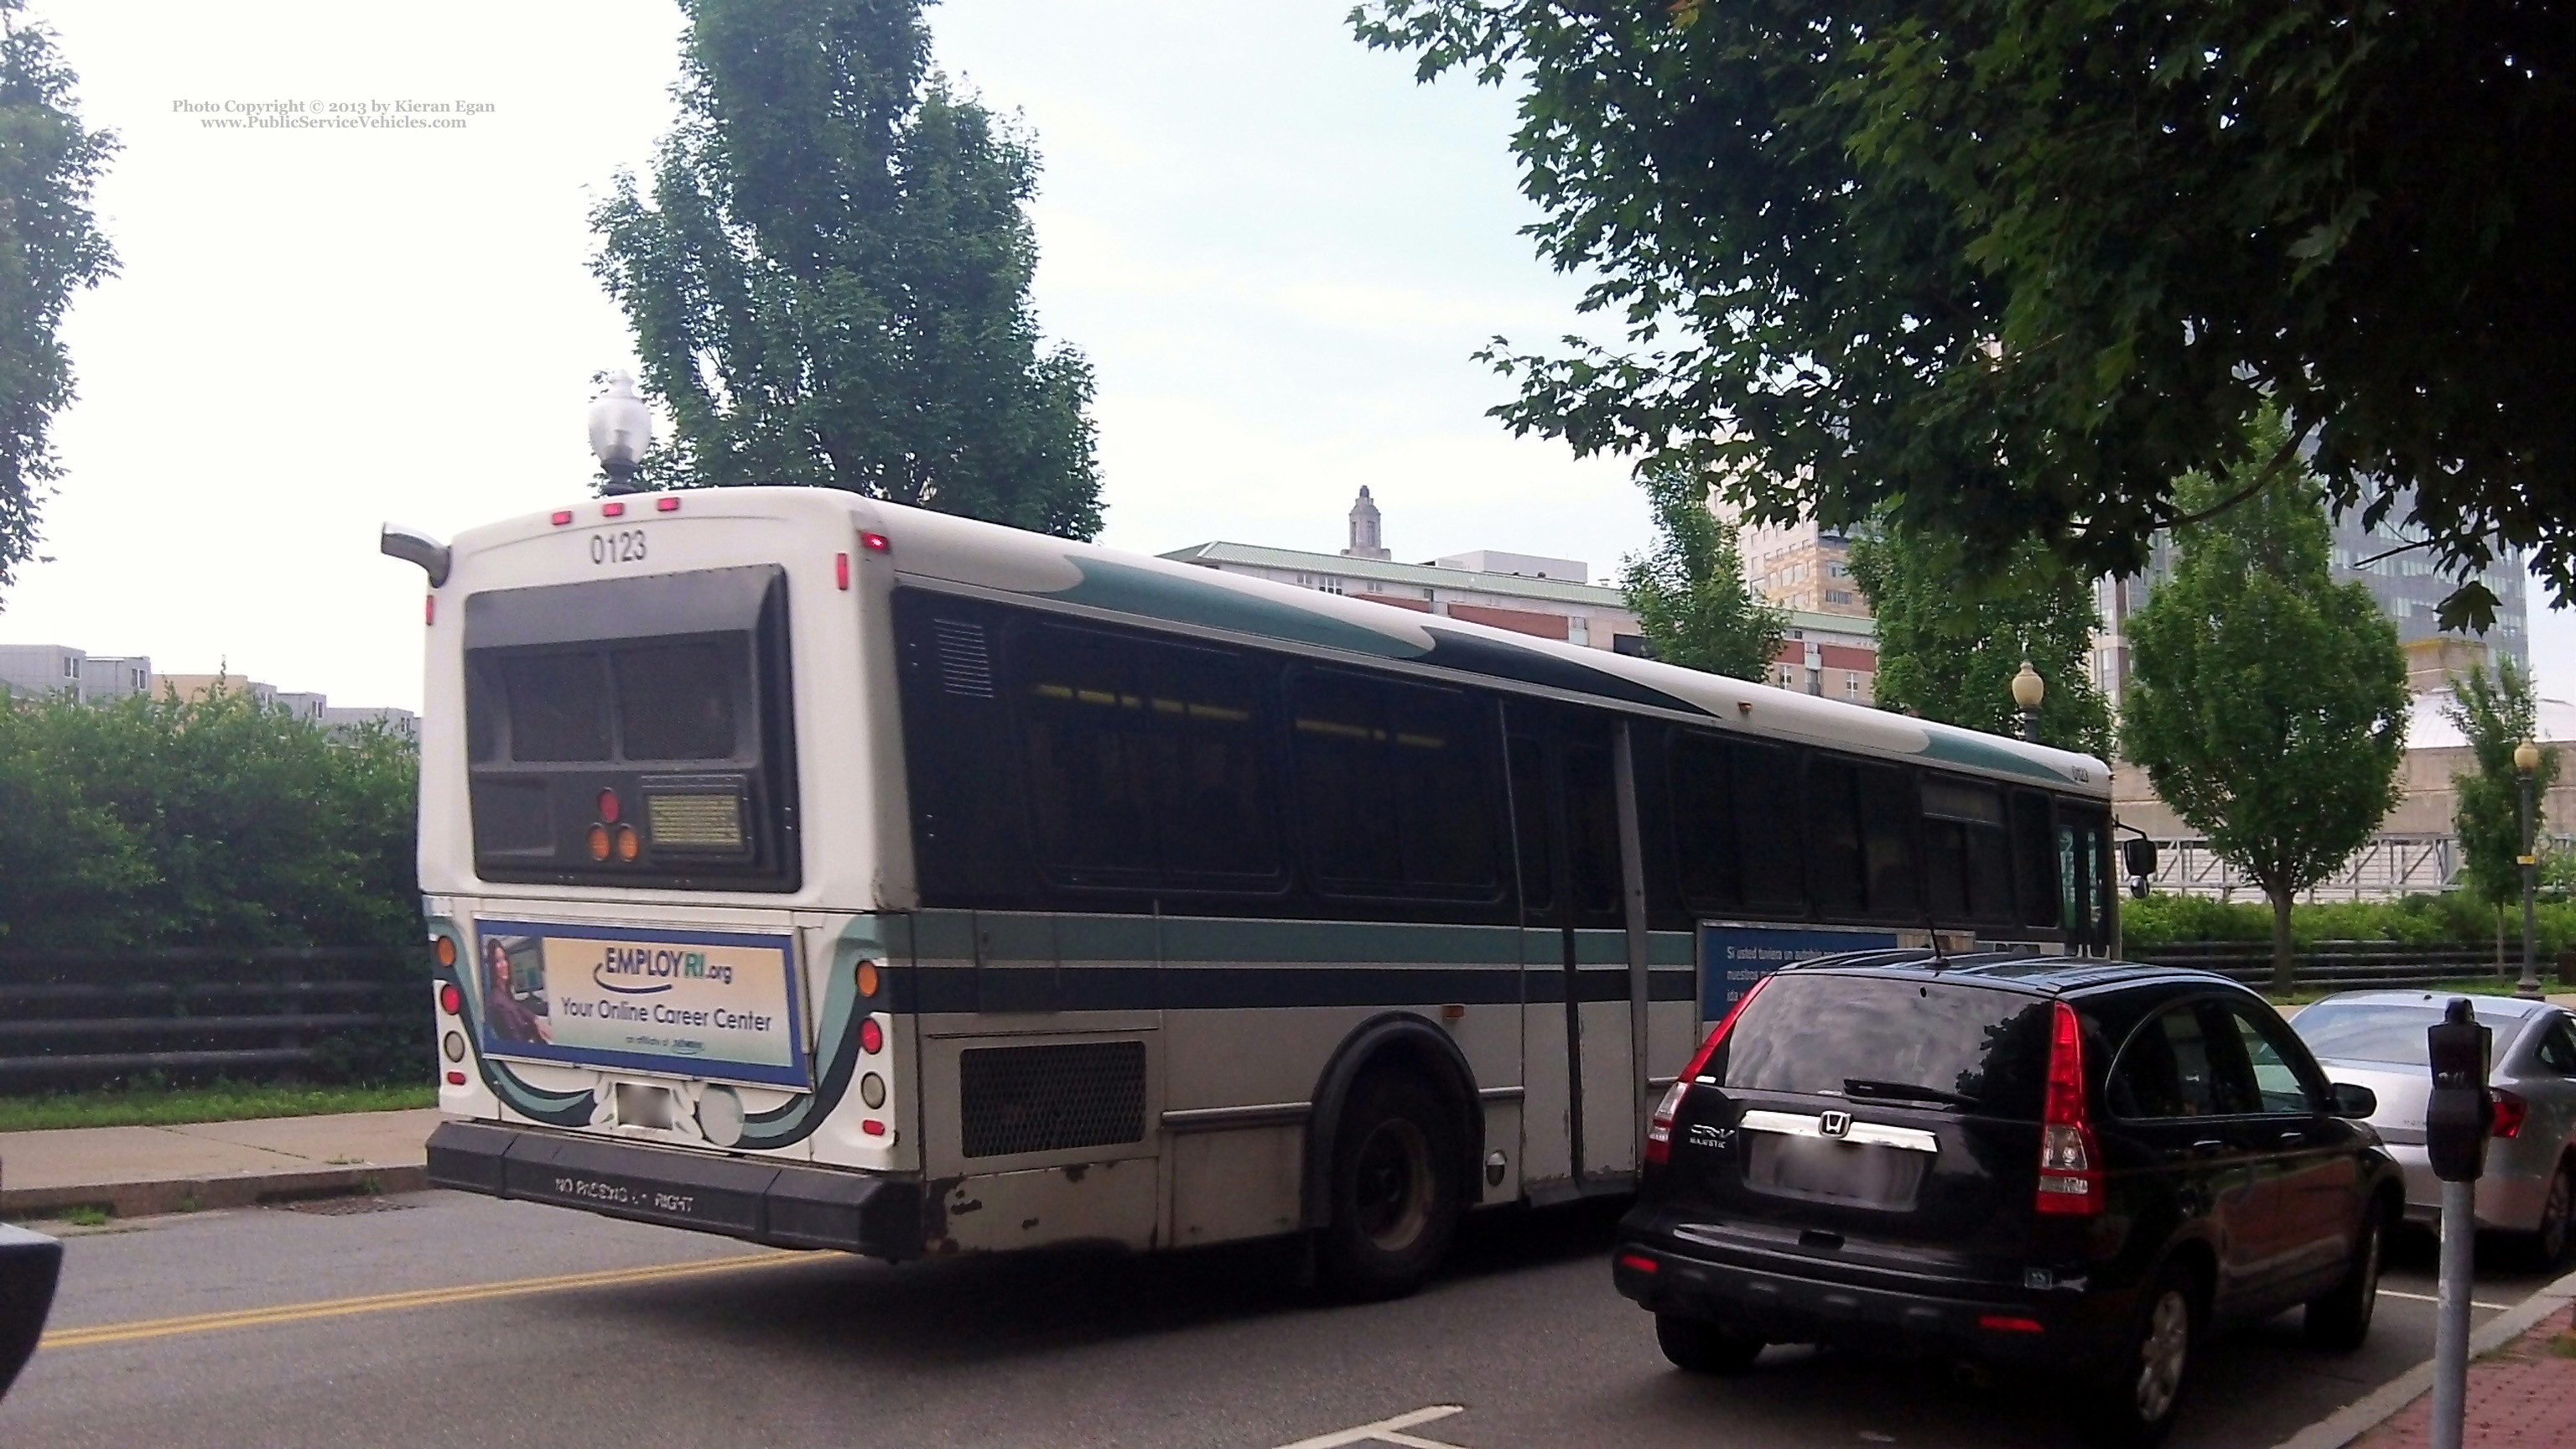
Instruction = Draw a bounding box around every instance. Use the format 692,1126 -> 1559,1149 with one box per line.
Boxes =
587,371 -> 653,495
2011,659 -> 2045,745
2516,740 -> 2542,1000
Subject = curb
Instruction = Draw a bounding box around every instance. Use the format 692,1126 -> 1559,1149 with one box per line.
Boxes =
0,1164 -> 430,1221
2271,1264 -> 2576,1449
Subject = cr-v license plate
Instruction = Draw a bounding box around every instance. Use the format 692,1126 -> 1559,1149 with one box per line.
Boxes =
1743,1135 -> 1930,1210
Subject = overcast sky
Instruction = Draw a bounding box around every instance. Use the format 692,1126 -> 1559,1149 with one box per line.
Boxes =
8,1 -> 2565,713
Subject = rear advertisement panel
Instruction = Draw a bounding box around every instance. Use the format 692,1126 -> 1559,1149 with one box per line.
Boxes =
472,919 -> 808,1088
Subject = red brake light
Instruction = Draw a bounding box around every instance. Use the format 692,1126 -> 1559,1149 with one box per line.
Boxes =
860,1018 -> 885,1054
1647,974 -> 1776,1166
439,982 -> 463,1015
836,552 -> 850,590
1617,1253 -> 1660,1275
861,1119 -> 887,1137
1978,1314 -> 2045,1334
424,595 -> 436,626
2491,1088 -> 2528,1140
597,788 -> 621,823
446,1070 -> 468,1086
860,531 -> 891,553
551,509 -> 574,526
655,496 -> 680,512
2035,999 -> 2103,1216
602,501 -> 626,517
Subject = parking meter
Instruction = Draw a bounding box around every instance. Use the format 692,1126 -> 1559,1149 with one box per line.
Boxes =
2426,997 -> 2492,1183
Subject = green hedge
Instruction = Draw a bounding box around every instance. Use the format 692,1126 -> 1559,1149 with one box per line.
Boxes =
2122,891 -> 2576,956
0,686 -> 423,1084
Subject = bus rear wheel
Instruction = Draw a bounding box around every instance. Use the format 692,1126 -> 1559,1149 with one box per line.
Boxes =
1318,1071 -> 1462,1301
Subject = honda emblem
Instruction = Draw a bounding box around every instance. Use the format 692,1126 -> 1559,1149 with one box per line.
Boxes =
1819,1110 -> 1852,1138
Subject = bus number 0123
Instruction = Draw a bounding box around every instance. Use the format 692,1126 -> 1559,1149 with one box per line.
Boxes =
589,530 -> 647,564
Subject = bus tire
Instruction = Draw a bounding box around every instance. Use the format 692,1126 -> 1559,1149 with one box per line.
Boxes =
1317,1070 -> 1462,1301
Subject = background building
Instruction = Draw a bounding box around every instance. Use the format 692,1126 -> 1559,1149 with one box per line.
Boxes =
1166,490 -> 1878,699
0,645 -> 153,704
1732,516 -> 1868,617
0,642 -> 416,738
2091,497 -> 2532,710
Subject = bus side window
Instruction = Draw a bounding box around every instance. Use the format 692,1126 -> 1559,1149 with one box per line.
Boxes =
1507,734 -> 1555,917
1734,741 -> 1805,914
1019,624 -> 1160,884
1144,643 -> 1280,886
1289,668 -> 1499,900
1806,756 -> 1865,917
2012,790 -> 2057,929
1922,777 -> 2013,925
1563,734 -> 1622,920
1667,730 -> 1737,912
1857,764 -> 1919,920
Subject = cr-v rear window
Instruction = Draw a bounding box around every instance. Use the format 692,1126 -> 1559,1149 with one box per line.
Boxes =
1708,974 -> 2053,1119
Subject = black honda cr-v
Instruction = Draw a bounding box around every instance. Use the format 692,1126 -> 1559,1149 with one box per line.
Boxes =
1613,952 -> 2400,1446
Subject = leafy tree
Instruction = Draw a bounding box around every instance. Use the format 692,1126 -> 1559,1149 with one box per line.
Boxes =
2444,660 -> 2559,930
592,0 -> 1104,538
1354,0 -> 2572,629
2122,412 -> 2409,994
1846,522 -> 2111,756
1618,462 -> 1784,681
0,0 -> 118,601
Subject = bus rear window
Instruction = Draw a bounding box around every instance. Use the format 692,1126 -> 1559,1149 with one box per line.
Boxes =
460,565 -> 797,890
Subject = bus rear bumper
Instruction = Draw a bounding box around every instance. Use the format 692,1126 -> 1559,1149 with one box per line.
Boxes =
426,1120 -> 922,1259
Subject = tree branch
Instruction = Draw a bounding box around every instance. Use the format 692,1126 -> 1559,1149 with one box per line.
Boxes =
2352,536 -> 2432,569
2155,423 -> 2308,532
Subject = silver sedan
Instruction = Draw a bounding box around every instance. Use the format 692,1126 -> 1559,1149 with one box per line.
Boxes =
2292,990 -> 2576,1263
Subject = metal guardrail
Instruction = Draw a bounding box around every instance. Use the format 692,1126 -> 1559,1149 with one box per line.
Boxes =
0,947 -> 422,1088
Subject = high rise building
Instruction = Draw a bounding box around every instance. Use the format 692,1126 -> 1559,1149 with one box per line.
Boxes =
1727,515 -> 1869,619
2090,498 -> 2532,709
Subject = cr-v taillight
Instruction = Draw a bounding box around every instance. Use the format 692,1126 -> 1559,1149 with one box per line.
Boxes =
2034,998 -> 2102,1215
1646,974 -> 1775,1166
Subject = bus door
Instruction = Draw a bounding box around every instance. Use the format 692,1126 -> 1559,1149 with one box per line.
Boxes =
2057,805 -> 2113,956
1505,703 -> 1643,1187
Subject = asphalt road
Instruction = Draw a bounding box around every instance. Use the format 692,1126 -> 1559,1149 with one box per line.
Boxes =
0,1191 -> 2559,1449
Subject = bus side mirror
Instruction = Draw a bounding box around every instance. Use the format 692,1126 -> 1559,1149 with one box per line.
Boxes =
2122,837 -> 2158,900
2426,997 -> 2492,1182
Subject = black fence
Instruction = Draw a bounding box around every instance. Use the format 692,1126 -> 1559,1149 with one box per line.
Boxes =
0,947 -> 428,1092
2134,940 -> 2573,990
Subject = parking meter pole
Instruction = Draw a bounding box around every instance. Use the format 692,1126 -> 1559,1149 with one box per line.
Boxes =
2431,1179 -> 2475,1449
2424,996 -> 2492,1449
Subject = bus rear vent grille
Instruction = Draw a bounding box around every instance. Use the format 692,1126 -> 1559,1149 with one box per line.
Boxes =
958,1040 -> 1146,1158
933,619 -> 995,699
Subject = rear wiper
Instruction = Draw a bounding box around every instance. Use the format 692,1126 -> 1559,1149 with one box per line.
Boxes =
1843,1078 -> 1978,1109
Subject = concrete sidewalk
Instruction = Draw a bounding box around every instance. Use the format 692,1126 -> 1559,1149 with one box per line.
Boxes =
0,1109 -> 439,1219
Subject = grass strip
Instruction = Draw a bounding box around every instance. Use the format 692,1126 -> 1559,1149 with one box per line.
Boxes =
0,1082 -> 435,1133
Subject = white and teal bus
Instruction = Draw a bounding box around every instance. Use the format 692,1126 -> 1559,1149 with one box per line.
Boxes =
384,487 -> 2116,1296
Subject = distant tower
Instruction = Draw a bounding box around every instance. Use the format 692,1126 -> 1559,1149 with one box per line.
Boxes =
1343,486 -> 1390,560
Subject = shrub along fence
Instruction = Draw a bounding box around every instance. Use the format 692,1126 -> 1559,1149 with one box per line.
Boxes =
0,947 -> 428,1092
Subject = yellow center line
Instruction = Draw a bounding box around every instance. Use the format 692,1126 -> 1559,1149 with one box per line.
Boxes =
43,1250 -> 802,1350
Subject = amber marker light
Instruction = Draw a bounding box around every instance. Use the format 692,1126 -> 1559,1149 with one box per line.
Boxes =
855,959 -> 881,998
615,824 -> 641,861
587,824 -> 612,861
434,937 -> 457,969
